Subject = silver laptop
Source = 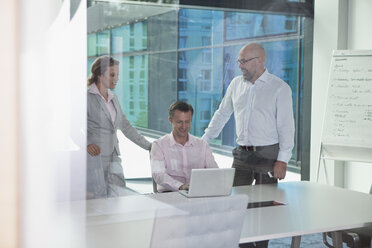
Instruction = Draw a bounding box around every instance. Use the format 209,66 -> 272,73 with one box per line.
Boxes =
179,168 -> 235,198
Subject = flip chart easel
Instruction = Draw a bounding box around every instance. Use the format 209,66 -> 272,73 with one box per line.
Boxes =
317,50 -> 372,182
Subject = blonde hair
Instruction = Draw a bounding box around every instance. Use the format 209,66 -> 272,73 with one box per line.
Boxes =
88,55 -> 120,86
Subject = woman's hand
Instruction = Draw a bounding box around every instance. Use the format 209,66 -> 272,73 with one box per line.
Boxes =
87,144 -> 101,156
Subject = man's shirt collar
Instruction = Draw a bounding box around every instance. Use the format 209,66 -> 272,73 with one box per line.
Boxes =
169,132 -> 195,147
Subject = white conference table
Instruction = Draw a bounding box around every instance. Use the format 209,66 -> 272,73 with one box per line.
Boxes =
82,181 -> 372,248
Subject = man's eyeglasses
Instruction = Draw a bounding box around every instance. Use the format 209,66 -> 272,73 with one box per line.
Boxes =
237,57 -> 259,65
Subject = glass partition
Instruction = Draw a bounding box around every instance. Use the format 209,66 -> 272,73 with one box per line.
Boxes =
87,0 -> 313,177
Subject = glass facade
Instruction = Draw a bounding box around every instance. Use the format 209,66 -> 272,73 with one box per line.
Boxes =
225,12 -> 298,40
87,2 -> 312,172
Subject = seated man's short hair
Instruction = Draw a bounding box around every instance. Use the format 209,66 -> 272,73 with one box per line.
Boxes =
168,101 -> 194,118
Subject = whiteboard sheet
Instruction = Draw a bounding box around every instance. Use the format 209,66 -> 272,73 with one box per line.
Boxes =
321,50 -> 372,162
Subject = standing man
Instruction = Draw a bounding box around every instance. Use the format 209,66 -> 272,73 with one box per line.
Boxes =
203,42 -> 294,184
202,43 -> 294,247
151,101 -> 218,193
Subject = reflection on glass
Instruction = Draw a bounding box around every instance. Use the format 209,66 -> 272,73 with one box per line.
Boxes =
115,55 -> 149,128
112,22 -> 148,53
178,9 -> 223,49
177,48 -> 223,137
87,31 -> 110,56
87,1 -> 312,172
225,12 -> 298,40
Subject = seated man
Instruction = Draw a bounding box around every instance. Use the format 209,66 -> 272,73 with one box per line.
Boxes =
151,101 -> 218,192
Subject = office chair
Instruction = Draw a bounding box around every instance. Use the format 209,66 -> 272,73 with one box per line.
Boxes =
151,176 -> 172,193
152,177 -> 158,193
323,184 -> 372,248
150,194 -> 249,248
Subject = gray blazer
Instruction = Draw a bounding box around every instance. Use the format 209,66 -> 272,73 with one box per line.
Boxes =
87,91 -> 151,157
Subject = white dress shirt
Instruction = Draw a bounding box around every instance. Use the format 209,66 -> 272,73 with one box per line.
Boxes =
202,69 -> 295,163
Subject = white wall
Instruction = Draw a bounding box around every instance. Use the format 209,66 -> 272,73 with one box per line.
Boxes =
311,0 -> 347,185
311,0 -> 372,193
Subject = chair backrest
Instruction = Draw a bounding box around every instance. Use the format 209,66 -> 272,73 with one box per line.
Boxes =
150,194 -> 248,248
152,177 -> 158,193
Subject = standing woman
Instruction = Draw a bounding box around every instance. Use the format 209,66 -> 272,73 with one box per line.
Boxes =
87,55 -> 151,199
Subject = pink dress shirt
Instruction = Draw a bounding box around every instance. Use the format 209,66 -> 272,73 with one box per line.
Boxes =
89,83 -> 116,123
151,133 -> 218,192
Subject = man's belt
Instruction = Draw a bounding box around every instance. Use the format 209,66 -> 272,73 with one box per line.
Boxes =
239,144 -> 278,152
239,145 -> 258,151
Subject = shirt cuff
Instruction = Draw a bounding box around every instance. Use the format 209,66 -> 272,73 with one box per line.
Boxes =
174,181 -> 184,191
277,150 -> 292,164
201,134 -> 210,143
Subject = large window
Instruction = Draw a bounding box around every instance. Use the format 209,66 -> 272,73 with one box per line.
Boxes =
87,1 -> 313,175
